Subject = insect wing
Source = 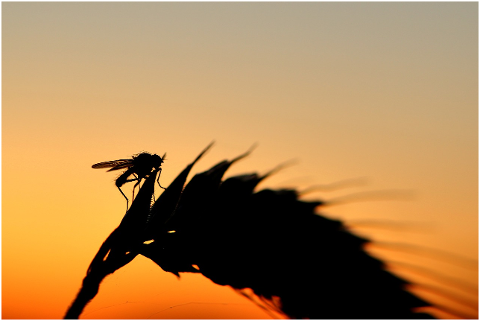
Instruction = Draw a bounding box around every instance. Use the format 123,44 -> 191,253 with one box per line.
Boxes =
107,162 -> 134,172
91,159 -> 133,170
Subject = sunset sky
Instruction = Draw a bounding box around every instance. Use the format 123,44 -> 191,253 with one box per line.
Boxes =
2,2 -> 477,319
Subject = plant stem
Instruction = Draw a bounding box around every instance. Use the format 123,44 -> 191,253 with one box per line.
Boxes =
64,270 -> 108,319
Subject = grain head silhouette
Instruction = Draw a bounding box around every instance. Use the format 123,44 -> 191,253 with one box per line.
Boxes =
65,143 -> 477,319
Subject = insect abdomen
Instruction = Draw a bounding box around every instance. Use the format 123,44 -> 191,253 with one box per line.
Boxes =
115,168 -> 135,187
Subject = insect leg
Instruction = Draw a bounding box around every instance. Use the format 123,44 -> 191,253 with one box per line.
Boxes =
118,186 -> 129,211
156,168 -> 166,190
130,174 -> 139,201
121,176 -> 141,200
132,178 -> 143,202
151,171 -> 161,202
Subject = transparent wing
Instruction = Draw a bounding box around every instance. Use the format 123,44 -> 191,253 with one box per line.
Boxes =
91,159 -> 133,170
107,162 -> 135,172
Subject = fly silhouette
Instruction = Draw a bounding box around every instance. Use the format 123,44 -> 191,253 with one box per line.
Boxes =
92,152 -> 166,209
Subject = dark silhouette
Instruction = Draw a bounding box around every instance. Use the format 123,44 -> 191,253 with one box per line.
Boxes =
65,145 -> 212,319
66,143 -> 476,319
139,148 -> 434,319
92,152 -> 166,209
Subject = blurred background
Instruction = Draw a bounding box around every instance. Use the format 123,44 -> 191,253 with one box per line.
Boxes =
2,2 -> 477,319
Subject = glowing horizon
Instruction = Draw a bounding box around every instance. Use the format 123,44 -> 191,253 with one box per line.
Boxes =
3,2 -> 477,319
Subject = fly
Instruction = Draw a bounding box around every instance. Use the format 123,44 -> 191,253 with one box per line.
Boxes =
92,152 -> 166,209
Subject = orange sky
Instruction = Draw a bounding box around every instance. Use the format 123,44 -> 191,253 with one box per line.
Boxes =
2,2 -> 478,319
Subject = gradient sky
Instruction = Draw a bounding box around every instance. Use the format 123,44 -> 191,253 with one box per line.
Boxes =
3,2 -> 478,319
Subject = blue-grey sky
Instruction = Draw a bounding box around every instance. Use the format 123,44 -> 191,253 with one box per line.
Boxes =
3,2 -> 477,319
